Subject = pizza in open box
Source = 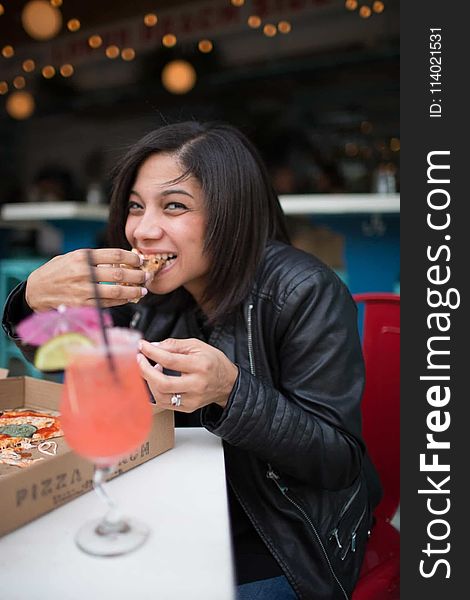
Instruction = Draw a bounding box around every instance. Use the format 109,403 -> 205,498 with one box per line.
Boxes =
0,409 -> 63,451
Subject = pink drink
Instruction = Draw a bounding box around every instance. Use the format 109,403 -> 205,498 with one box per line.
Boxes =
60,330 -> 152,464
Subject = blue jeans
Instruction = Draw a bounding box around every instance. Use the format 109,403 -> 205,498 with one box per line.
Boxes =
236,575 -> 298,600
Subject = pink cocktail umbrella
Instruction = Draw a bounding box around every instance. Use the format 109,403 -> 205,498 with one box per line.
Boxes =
17,304 -> 113,346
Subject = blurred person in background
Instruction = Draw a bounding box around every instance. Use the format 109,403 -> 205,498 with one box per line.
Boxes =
27,165 -> 80,203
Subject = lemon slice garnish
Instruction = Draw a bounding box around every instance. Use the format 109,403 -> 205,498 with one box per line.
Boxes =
34,333 -> 95,371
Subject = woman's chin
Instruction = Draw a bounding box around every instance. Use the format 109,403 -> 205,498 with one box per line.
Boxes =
146,278 -> 178,296
144,261 -> 179,295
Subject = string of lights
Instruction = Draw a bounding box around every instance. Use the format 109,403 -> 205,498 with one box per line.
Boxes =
345,1 -> 386,18
0,0 -> 385,119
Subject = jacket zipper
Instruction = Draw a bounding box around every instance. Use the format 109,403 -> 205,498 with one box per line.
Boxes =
328,480 -> 362,550
248,302 -> 348,599
247,303 -> 256,376
340,505 -> 367,561
266,467 -> 350,600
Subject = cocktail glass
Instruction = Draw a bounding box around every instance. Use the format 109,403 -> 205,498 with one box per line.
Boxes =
60,328 -> 152,556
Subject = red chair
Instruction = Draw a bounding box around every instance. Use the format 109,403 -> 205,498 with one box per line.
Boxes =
352,293 -> 400,600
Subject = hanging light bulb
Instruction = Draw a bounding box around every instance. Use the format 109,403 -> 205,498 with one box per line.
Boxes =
121,48 -> 136,61
6,91 -> 35,120
198,39 -> 213,53
373,1 -> 385,13
60,64 -> 74,77
42,65 -> 56,78
161,60 -> 196,95
2,45 -> 14,58
144,14 -> 158,27
88,35 -> 103,49
162,34 -> 177,48
67,19 -> 81,32
13,76 -> 26,89
22,1 -> 62,41
263,24 -> 277,37
0,81 -> 9,95
345,0 -> 358,10
105,45 -> 120,59
248,16 -> 261,29
277,21 -> 292,34
22,59 -> 36,72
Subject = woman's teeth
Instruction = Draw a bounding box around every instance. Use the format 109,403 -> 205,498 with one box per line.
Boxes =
154,253 -> 177,267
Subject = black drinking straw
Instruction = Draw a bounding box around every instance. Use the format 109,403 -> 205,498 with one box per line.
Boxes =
86,249 -> 117,378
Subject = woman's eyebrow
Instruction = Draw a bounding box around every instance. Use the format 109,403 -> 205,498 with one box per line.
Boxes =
129,187 -> 194,199
161,188 -> 194,198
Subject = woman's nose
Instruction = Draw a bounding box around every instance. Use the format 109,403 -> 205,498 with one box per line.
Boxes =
133,214 -> 164,241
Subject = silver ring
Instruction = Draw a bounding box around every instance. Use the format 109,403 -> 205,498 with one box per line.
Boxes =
170,393 -> 182,407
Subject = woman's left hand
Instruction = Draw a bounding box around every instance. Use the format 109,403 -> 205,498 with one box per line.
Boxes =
137,338 -> 239,412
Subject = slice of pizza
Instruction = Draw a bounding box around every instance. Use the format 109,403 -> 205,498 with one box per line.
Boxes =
0,449 -> 44,469
131,248 -> 167,274
0,409 -> 63,451
121,249 -> 168,303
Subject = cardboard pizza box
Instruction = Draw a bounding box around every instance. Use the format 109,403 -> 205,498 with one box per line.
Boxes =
0,376 -> 174,537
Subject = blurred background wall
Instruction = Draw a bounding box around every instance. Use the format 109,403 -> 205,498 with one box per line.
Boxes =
0,0 -> 399,294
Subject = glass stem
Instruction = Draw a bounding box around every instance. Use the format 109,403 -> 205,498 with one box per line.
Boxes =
93,465 -> 129,534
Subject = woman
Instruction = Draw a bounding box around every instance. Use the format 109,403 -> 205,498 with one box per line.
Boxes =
2,122 -> 381,600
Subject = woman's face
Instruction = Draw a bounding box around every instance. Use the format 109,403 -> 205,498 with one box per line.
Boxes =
125,152 -> 210,304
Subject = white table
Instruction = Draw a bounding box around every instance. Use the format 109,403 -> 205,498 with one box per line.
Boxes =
0,428 -> 235,600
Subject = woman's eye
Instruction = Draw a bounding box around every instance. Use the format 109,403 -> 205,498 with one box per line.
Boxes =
165,202 -> 187,211
127,200 -> 143,212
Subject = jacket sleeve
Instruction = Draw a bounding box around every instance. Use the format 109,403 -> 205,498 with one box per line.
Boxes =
2,281 -> 37,363
1,281 -> 134,364
202,268 -> 365,490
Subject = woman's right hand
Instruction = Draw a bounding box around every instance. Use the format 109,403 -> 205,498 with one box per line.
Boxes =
25,248 -> 150,311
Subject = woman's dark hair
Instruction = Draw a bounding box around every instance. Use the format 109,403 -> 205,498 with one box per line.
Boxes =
108,121 -> 290,322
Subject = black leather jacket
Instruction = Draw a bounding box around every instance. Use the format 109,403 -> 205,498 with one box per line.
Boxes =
2,241 -> 380,599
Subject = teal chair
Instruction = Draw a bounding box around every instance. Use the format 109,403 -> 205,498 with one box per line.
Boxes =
0,258 -> 47,376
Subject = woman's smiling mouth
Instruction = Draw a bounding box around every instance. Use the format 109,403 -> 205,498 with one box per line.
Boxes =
132,248 -> 178,274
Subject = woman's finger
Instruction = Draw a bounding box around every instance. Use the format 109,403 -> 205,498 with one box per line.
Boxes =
139,340 -> 194,373
83,297 -> 141,308
157,337 -> 204,354
79,248 -> 142,268
95,265 -> 148,286
137,353 -> 197,394
92,282 -> 148,303
137,354 -> 198,411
